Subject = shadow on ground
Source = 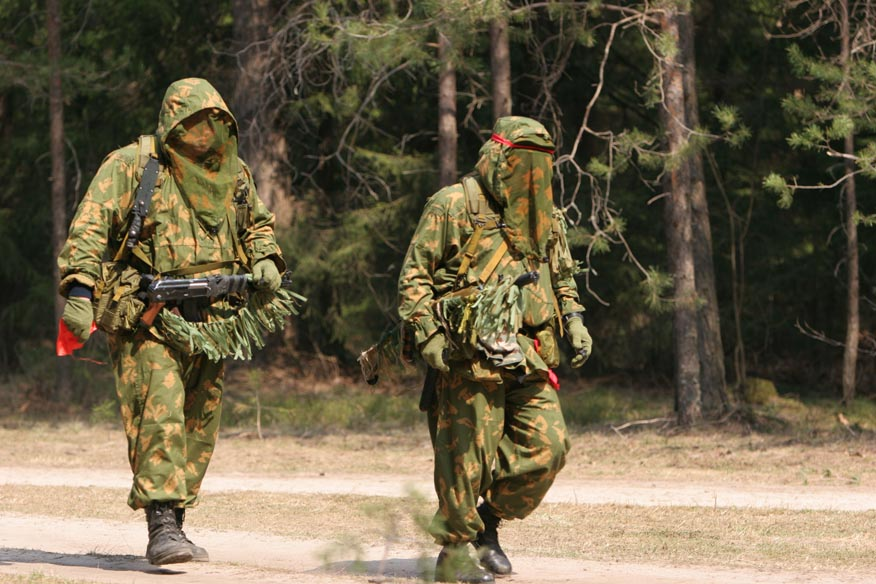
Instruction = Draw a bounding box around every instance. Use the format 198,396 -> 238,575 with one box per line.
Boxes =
0,548 -> 186,575
319,556 -> 430,581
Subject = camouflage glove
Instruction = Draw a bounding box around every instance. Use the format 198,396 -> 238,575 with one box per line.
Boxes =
565,316 -> 592,368
420,332 -> 450,373
62,296 -> 94,343
252,258 -> 281,292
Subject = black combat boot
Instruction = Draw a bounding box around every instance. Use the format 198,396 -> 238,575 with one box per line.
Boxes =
474,503 -> 512,576
435,543 -> 494,583
145,501 -> 193,565
174,508 -> 210,562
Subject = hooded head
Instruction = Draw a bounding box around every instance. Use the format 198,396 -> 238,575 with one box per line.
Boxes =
475,116 -> 556,262
157,78 -> 239,229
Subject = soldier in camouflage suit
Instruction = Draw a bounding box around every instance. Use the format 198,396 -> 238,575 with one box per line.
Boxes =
398,117 -> 593,583
57,78 -> 285,566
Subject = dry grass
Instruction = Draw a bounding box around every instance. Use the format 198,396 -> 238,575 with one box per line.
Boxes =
1,423 -> 873,488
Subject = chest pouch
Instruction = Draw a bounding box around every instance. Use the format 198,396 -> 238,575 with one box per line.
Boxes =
92,261 -> 146,334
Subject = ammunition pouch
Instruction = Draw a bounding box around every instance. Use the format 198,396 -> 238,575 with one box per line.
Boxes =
434,286 -> 479,362
534,326 -> 560,368
92,261 -> 146,334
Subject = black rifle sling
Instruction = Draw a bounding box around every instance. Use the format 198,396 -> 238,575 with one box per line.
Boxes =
113,135 -> 162,263
126,156 -> 160,251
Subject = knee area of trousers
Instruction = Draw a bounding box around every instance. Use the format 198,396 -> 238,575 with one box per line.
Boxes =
544,440 -> 569,470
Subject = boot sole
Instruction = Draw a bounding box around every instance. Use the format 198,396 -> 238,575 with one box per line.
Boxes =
148,550 -> 194,565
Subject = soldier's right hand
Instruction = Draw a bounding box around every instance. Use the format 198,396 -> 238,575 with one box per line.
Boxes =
252,258 -> 282,291
420,333 -> 450,373
62,296 -> 95,343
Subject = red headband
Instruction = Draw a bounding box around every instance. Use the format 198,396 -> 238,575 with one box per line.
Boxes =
491,133 -> 555,155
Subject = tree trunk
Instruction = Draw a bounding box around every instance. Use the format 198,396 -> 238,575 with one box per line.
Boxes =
47,0 -> 72,402
839,0 -> 859,404
490,16 -> 512,120
232,0 -> 293,229
842,136 -> 860,405
679,10 -> 729,415
438,31 -> 457,189
660,7 -> 701,425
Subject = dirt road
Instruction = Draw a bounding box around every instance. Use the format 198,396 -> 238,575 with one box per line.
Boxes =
2,465 -> 874,584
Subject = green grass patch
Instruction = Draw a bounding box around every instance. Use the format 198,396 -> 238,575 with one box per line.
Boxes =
221,384 -> 424,433
218,380 -> 674,435
559,384 -> 672,428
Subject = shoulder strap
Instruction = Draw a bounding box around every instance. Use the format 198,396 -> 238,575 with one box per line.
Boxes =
462,176 -> 481,217
455,178 -> 486,286
455,177 -> 509,288
114,135 -> 161,263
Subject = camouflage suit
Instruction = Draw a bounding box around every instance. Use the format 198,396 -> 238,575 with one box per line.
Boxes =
398,117 -> 588,554
58,78 -> 284,513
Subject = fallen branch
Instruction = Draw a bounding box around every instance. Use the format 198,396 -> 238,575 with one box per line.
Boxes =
611,416 -> 674,435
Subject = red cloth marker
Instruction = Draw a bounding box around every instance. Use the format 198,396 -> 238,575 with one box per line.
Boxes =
56,319 -> 97,356
533,337 -> 561,390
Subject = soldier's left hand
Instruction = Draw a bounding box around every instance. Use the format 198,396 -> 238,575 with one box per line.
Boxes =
253,258 -> 281,291
566,317 -> 592,368
62,295 -> 94,343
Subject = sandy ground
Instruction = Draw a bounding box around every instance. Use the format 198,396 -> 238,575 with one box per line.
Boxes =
2,464 -> 875,584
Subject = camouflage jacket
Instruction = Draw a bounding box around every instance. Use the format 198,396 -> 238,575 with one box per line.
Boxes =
58,78 -> 284,320
398,178 -> 585,380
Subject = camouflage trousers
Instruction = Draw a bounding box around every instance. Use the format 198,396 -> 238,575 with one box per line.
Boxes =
426,370 -> 570,544
108,332 -> 224,510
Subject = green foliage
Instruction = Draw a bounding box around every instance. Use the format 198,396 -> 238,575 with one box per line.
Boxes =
853,211 -> 876,227
828,115 -> 854,141
641,267 -> 674,313
712,105 -> 751,148
654,31 -> 678,60
763,172 -> 795,208
787,124 -> 824,150
586,157 -> 613,180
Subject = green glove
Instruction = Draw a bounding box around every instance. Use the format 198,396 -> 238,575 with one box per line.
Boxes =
566,316 -> 592,368
420,333 -> 449,373
62,296 -> 94,343
252,258 -> 281,291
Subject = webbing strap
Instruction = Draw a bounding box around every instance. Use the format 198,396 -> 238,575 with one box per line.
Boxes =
455,176 -> 484,286
130,245 -> 153,269
227,205 -> 251,269
553,294 -> 564,337
455,223 -> 484,284
476,239 -> 508,285
456,175 -> 510,287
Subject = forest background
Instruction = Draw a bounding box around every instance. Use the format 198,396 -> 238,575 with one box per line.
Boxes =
1,0 -> 874,429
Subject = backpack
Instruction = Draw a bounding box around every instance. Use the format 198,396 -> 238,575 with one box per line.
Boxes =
456,175 -> 564,326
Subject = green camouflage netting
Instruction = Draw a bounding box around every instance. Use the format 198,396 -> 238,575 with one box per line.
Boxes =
437,275 -> 526,366
158,288 -> 306,361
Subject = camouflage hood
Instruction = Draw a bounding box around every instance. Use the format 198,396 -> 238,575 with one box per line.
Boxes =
157,78 -> 239,229
475,116 -> 556,262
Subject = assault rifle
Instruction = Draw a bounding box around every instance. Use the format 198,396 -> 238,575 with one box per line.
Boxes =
139,271 -> 295,325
